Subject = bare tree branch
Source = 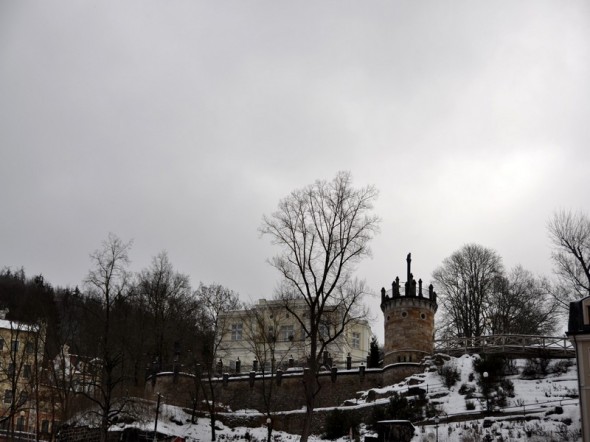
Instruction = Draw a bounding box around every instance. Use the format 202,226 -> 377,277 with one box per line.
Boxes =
259,171 -> 379,442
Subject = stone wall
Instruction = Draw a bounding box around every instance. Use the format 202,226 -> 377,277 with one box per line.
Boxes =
217,400 -> 390,436
56,426 -> 108,442
382,297 -> 436,366
144,363 -> 424,413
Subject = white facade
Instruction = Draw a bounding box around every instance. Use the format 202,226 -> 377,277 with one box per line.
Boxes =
218,299 -> 372,371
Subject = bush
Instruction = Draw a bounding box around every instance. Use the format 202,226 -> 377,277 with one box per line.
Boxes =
473,354 -> 506,383
386,392 -> 423,422
521,358 -> 551,379
323,408 -> 359,440
458,383 -> 477,397
465,400 -> 476,410
438,362 -> 461,388
550,359 -> 574,375
499,379 -> 515,398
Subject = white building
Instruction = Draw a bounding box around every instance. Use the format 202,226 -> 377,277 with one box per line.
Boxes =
217,298 -> 372,372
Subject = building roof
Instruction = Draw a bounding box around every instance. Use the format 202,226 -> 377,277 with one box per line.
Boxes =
0,318 -> 39,333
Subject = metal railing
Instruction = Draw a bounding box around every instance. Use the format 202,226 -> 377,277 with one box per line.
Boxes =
434,334 -> 575,358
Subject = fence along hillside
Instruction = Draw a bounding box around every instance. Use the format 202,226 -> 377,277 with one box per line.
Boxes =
434,334 -> 574,358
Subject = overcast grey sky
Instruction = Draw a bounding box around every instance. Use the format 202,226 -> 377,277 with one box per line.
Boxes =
1,1 -> 589,341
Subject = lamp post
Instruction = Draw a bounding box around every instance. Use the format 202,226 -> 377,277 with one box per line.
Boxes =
266,417 -> 272,442
482,372 -> 489,414
153,392 -> 162,442
434,416 -> 440,442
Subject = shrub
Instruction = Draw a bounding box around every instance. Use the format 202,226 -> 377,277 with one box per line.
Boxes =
473,354 -> 506,383
465,400 -> 476,410
521,358 -> 551,379
386,392 -> 423,422
323,408 -> 359,440
499,379 -> 515,398
458,383 -> 477,396
503,359 -> 519,375
438,362 -> 461,388
550,359 -> 574,375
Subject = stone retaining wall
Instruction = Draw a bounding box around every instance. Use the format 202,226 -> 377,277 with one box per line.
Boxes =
145,363 -> 424,413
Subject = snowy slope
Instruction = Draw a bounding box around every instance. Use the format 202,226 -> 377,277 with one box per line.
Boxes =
74,354 -> 582,441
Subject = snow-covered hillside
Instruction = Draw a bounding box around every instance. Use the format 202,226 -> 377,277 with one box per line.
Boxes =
73,354 -> 581,441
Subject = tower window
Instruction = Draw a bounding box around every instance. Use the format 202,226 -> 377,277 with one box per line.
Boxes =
420,313 -> 426,320
401,311 -> 408,318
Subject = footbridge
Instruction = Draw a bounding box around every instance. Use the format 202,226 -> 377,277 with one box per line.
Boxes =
434,334 -> 575,358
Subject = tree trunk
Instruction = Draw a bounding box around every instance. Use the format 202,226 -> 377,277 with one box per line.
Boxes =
209,411 -> 216,441
300,368 -> 318,442
100,413 -> 109,442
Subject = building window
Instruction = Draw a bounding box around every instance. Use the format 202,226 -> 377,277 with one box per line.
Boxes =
23,364 -> 31,379
16,415 -> 25,432
41,420 -> 49,434
319,324 -> 329,340
11,340 -> 19,352
267,326 -> 275,341
352,332 -> 361,349
7,363 -> 14,376
3,390 -> 12,404
401,311 -> 408,318
231,323 -> 243,341
0,338 -> 4,351
25,342 -> 34,354
280,325 -> 294,341
420,313 -> 426,320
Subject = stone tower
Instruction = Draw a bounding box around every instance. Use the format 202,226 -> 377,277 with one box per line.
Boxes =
380,253 -> 438,366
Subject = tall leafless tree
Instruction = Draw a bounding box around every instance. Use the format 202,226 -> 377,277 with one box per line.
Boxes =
241,301 -> 302,442
547,210 -> 590,311
194,283 -> 240,442
84,233 -> 133,442
433,244 -> 504,339
487,265 -> 558,335
260,171 -> 379,442
136,251 -> 192,368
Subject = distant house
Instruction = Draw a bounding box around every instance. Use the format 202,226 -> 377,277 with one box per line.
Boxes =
50,344 -> 102,397
0,310 -> 48,435
217,298 -> 371,372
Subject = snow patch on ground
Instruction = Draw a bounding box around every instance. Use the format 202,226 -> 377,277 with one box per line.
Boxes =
72,354 -> 582,441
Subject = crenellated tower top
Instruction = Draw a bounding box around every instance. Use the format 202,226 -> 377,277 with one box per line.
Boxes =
380,253 -> 437,366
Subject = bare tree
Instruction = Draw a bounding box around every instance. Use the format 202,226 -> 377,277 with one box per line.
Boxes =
241,301 -> 302,442
83,233 -> 133,442
259,171 -> 379,442
547,210 -> 590,310
433,244 -> 503,339
136,251 -> 192,368
487,266 -> 558,335
194,283 -> 240,442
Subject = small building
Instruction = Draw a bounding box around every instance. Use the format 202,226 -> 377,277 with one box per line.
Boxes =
217,298 -> 372,372
0,311 -> 48,435
567,295 -> 590,442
